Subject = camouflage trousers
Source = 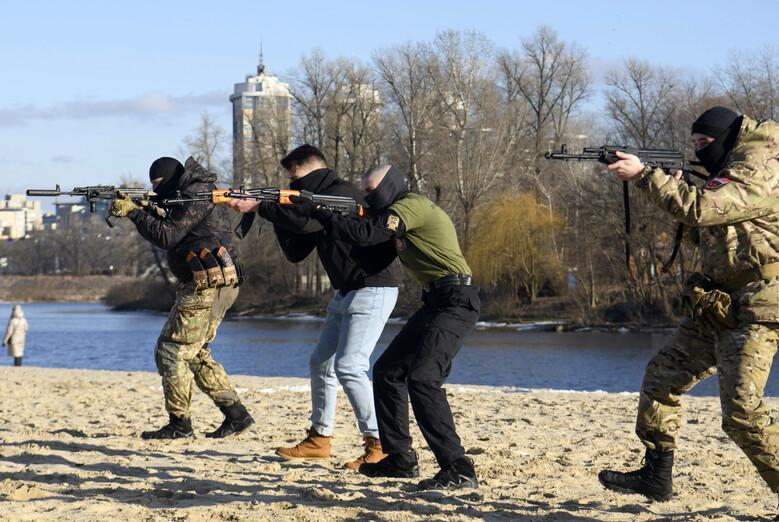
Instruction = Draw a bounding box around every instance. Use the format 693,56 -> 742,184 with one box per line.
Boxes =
637,316 -> 779,491
154,282 -> 240,419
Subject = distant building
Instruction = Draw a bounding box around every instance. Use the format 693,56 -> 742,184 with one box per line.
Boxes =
230,48 -> 292,187
53,199 -> 111,228
0,194 -> 42,239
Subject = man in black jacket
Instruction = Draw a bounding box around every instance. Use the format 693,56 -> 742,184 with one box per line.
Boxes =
225,145 -> 398,469
291,164 -> 481,491
110,156 -> 254,440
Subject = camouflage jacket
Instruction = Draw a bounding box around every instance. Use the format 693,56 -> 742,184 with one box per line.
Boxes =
129,157 -> 240,285
637,115 -> 779,322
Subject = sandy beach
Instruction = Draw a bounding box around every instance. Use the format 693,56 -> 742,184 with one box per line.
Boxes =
0,366 -> 776,521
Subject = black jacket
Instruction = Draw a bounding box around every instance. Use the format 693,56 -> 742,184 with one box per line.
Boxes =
257,168 -> 396,292
129,157 -> 241,284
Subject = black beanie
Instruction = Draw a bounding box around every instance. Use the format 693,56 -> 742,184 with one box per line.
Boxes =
691,106 -> 740,138
149,157 -> 184,198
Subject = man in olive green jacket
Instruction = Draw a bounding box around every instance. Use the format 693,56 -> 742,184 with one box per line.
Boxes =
292,165 -> 481,492
599,107 -> 779,502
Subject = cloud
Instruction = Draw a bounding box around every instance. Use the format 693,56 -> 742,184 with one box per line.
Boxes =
0,90 -> 231,127
51,155 -> 77,163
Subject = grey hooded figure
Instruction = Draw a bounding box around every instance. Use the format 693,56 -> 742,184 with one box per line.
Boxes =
3,305 -> 29,366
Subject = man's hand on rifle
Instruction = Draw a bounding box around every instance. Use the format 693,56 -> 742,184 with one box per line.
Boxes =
606,151 -> 685,181
606,151 -> 647,181
109,190 -> 141,218
224,197 -> 260,214
289,194 -> 330,219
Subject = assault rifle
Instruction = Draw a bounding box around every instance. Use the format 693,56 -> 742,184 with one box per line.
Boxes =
164,188 -> 373,218
544,145 -> 706,273
26,185 -> 158,227
544,144 -> 705,179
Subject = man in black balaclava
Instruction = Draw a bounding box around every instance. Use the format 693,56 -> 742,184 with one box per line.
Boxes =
148,156 -> 185,199
690,106 -> 742,175
224,145 -> 398,470
291,164 -> 483,492
110,155 -> 254,441
362,165 -> 408,211
598,108 -> 779,507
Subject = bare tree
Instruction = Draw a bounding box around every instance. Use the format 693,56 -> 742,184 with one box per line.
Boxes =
373,41 -> 437,192
604,58 -> 682,148
289,49 -> 335,151
603,58 -> 692,318
243,96 -> 292,188
340,62 -> 384,183
497,26 -> 591,268
713,46 -> 778,121
498,26 -> 591,168
180,111 -> 230,182
427,29 -> 519,240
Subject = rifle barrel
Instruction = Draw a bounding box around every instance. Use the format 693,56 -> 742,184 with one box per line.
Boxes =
26,189 -> 63,196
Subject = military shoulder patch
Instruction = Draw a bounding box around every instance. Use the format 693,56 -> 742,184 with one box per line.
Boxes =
386,215 -> 400,231
704,177 -> 730,190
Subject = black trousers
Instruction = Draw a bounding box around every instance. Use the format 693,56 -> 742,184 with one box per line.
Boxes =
373,284 -> 480,468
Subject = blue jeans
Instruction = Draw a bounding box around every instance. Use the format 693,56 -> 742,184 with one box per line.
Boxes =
310,286 -> 398,438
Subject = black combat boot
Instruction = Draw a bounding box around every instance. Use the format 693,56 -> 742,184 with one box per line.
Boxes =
205,402 -> 255,439
599,449 -> 674,501
359,449 -> 420,478
141,414 -> 195,440
417,456 -> 479,491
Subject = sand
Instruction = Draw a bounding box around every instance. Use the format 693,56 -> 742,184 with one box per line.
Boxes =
0,366 -> 776,521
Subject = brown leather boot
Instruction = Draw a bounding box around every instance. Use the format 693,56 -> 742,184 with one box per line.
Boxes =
275,427 -> 331,460
344,437 -> 387,470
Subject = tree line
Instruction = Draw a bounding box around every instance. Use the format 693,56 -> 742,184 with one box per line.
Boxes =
4,27 -> 777,323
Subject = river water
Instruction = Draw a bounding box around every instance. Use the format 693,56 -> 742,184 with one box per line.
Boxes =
3,302 -> 778,397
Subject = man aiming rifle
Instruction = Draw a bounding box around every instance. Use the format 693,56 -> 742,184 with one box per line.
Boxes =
597,107 -> 779,505
108,156 -> 255,440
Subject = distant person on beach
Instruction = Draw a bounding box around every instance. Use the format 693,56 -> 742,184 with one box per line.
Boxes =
599,107 -> 779,502
289,164 -> 481,492
3,305 -> 28,366
224,144 -> 398,470
109,156 -> 254,440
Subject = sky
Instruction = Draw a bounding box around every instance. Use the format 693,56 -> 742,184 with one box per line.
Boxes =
2,0 -> 778,213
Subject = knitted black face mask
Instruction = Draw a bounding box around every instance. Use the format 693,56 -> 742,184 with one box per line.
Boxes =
149,157 -> 184,198
695,116 -> 742,175
364,166 -> 408,210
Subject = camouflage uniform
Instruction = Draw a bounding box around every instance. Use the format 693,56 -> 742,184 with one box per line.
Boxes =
634,116 -> 779,491
155,283 -> 240,418
129,157 -> 244,421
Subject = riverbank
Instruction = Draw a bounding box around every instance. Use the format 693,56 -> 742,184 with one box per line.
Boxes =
0,366 -> 774,521
0,275 -> 678,331
0,275 -> 137,303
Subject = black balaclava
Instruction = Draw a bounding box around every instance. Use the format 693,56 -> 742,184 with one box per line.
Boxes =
149,157 -> 185,198
691,106 -> 742,175
289,168 -> 329,192
364,165 -> 408,211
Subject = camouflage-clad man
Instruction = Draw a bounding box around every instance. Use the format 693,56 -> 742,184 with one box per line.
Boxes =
598,107 -> 779,502
110,156 -> 254,440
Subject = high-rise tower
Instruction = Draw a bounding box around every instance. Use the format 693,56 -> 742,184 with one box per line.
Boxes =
230,48 -> 292,186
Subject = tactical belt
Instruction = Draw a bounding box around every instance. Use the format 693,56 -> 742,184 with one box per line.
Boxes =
423,274 -> 473,293
720,262 -> 779,292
